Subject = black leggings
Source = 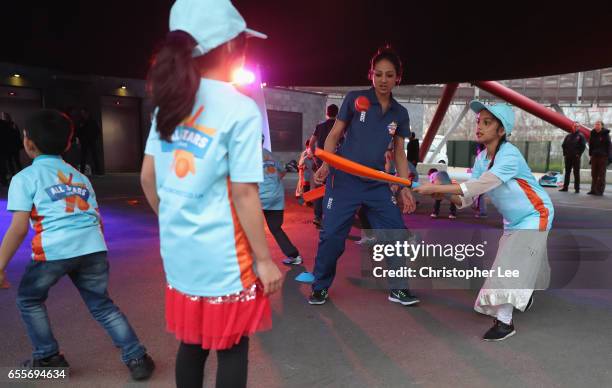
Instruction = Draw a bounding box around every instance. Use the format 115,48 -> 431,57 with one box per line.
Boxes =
263,210 -> 300,258
176,337 -> 249,388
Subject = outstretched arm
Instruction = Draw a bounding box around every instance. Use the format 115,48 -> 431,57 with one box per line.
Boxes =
393,135 -> 416,213
414,172 -> 502,208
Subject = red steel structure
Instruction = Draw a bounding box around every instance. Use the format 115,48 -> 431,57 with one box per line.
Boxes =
418,81 -> 592,161
419,83 -> 459,162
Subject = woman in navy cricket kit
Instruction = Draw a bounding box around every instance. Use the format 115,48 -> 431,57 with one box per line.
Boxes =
308,47 -> 419,306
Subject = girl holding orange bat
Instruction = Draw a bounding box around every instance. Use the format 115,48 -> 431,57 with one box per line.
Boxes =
414,101 -> 553,341
308,46 -> 418,306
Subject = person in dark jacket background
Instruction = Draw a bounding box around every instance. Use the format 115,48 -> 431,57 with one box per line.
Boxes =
0,112 -> 23,185
406,132 -> 420,168
309,104 -> 338,227
77,108 -> 103,176
588,120 -> 611,196
560,121 -> 586,193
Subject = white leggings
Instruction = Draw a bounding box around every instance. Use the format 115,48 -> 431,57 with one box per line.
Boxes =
495,303 -> 513,324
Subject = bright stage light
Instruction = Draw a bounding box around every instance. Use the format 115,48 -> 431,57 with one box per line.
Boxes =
232,68 -> 255,85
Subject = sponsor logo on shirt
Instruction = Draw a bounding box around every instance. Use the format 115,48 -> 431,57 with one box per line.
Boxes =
45,171 -> 91,212
263,157 -> 277,176
46,184 -> 90,201
387,121 -> 398,136
163,126 -> 212,157
160,106 -> 217,178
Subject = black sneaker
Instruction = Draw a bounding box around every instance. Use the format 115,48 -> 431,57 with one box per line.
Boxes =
559,188 -> 568,192
524,294 -> 534,312
22,353 -> 70,369
308,289 -> 329,305
483,319 -> 516,341
388,289 -> 420,306
126,353 -> 155,381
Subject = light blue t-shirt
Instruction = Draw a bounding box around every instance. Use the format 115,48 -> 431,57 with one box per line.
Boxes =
259,149 -> 284,211
472,142 -> 554,230
145,78 -> 263,297
7,155 -> 106,261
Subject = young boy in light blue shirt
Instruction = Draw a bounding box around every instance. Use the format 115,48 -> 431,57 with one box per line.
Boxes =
0,110 -> 154,380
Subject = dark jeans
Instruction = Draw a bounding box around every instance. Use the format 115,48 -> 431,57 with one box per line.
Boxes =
263,210 -> 300,258
590,155 -> 608,195
563,155 -> 581,190
433,200 -> 457,215
16,251 -> 146,363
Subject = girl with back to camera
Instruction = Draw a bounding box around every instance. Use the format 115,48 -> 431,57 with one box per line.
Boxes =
140,0 -> 282,386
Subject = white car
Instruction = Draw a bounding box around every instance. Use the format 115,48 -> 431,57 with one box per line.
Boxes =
405,135 -> 448,164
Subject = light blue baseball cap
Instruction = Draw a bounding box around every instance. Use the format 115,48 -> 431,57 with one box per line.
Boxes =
469,100 -> 515,135
170,0 -> 267,57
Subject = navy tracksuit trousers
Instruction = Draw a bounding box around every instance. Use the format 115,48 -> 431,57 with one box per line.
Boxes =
312,170 -> 409,291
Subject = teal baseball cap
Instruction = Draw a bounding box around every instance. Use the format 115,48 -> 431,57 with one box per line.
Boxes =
469,100 -> 515,135
170,0 -> 267,57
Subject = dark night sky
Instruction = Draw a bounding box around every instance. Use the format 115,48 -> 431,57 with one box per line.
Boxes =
2,1 -> 612,86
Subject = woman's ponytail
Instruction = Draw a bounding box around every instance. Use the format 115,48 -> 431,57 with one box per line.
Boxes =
147,30 -> 200,141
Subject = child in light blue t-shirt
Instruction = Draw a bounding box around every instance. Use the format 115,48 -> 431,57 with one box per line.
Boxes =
0,110 -> 153,380
415,101 -> 554,342
260,141 -> 302,266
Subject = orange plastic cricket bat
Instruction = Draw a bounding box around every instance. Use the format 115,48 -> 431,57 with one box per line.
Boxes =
315,148 -> 416,187
302,185 -> 325,203
302,149 -> 419,202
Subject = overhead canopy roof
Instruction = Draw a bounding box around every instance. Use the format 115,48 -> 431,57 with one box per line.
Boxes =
2,1 -> 612,86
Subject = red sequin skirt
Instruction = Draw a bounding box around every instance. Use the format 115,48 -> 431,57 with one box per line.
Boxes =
165,282 -> 271,350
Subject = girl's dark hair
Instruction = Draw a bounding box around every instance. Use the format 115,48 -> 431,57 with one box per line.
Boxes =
147,30 -> 246,141
147,30 -> 200,141
370,46 -> 403,80
487,116 -> 507,170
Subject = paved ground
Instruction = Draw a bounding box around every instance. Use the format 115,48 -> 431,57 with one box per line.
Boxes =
0,174 -> 611,387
